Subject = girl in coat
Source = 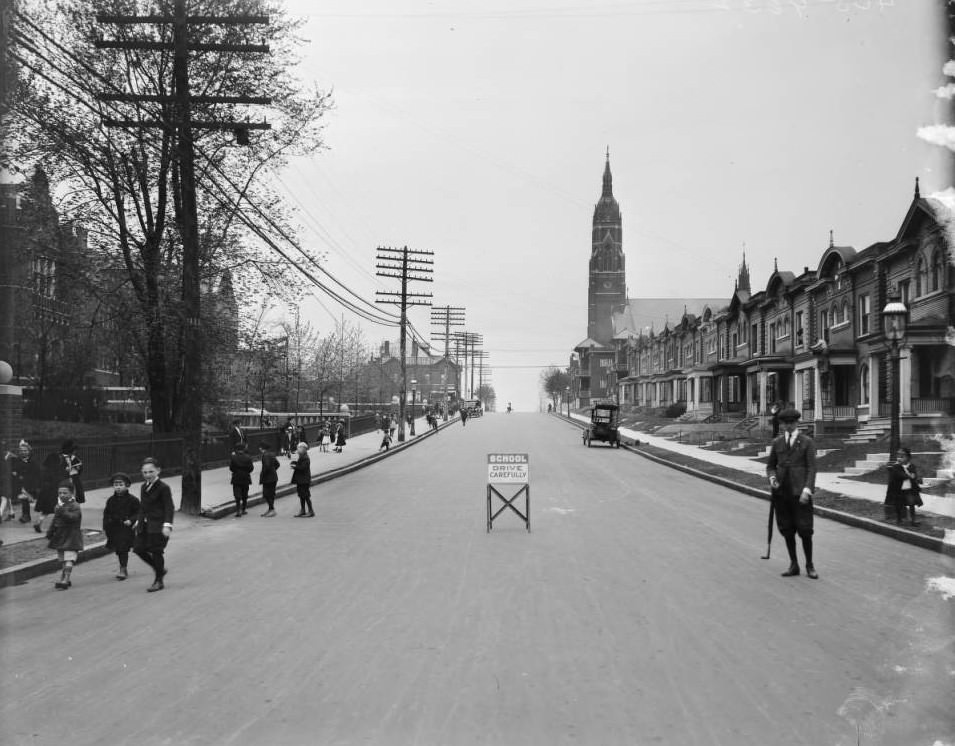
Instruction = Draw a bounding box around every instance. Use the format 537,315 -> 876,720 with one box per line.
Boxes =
47,480 -> 83,590
290,442 -> 314,517
103,472 -> 140,580
885,447 -> 924,526
334,421 -> 347,453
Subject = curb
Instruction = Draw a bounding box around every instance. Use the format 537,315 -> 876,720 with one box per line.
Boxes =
0,419 -> 453,588
559,413 -> 955,558
201,418 -> 450,519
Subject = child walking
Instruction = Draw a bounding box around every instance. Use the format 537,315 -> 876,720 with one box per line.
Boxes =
47,480 -> 83,590
291,442 -> 314,517
103,472 -> 140,580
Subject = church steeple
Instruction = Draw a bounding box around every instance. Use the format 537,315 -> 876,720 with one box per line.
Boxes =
737,250 -> 750,293
588,151 -> 625,346
602,147 -> 613,199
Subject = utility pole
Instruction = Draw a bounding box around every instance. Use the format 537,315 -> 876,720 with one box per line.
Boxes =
430,305 -> 464,420
454,331 -> 483,399
375,246 -> 433,442
0,0 -> 20,505
96,3 -> 270,514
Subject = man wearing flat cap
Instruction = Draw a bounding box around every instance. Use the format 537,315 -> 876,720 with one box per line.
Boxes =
766,408 -> 819,579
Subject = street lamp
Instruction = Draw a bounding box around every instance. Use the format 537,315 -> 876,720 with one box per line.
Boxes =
881,294 -> 908,458
410,379 -> 417,436
565,386 -> 571,417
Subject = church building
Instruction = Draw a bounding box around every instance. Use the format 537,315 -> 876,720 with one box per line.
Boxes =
572,153 -> 722,408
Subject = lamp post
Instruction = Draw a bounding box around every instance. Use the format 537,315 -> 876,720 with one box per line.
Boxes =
881,294 -> 908,459
565,386 -> 571,417
410,379 -> 417,436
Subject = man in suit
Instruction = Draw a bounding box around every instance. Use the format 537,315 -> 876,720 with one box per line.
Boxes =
133,457 -> 175,592
766,408 -> 819,579
228,419 -> 247,453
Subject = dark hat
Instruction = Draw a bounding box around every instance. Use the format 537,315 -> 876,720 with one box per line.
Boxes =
61,439 -> 76,453
777,407 -> 801,422
109,472 -> 132,486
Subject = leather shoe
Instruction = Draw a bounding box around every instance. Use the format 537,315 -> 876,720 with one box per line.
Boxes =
116,568 -> 128,580
307,511 -> 315,517
147,580 -> 164,592
781,565 -> 800,577
293,512 -> 307,517
806,566 -> 819,579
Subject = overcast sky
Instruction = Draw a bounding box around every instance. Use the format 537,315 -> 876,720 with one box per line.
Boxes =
275,0 -> 952,411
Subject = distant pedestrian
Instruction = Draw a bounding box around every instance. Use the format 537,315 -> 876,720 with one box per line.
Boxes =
319,421 -> 330,453
766,408 -> 818,579
379,430 -> 393,451
47,480 -> 83,590
102,472 -> 140,581
334,421 -> 347,453
296,424 -> 308,448
58,439 -> 85,504
228,419 -> 247,453
133,457 -> 174,593
290,442 -> 314,517
258,442 -> 280,517
885,447 -> 923,527
460,407 -> 468,427
5,440 -> 42,524
769,401 -> 781,439
283,421 -> 296,457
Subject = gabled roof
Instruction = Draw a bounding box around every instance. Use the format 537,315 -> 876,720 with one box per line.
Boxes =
574,337 -> 606,350
612,297 -> 725,337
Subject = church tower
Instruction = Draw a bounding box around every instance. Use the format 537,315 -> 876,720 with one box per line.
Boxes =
588,150 -> 626,345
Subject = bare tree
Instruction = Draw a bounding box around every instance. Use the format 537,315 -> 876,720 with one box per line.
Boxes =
10,0 -> 332,432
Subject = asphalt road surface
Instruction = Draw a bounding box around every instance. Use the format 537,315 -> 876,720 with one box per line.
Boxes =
1,413 -> 953,746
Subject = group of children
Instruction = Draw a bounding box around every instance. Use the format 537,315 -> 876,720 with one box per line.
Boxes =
47,466 -> 170,592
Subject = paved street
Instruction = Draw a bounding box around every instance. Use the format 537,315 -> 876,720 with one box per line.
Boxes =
1,413 -> 953,746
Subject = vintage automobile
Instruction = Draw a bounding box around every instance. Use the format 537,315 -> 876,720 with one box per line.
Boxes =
583,402 -> 620,448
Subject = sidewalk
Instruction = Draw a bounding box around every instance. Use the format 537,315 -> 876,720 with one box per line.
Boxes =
569,412 -> 955,519
0,416 -> 441,583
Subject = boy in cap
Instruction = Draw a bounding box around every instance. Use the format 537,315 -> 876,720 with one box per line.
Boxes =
766,408 -> 819,579
103,472 -> 140,580
47,480 -> 83,590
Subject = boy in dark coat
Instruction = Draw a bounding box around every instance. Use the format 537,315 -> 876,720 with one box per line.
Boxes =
229,443 -> 255,517
258,442 -> 280,517
103,472 -> 140,580
134,457 -> 175,593
47,480 -> 83,590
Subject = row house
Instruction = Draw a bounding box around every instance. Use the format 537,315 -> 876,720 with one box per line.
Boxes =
615,183 -> 954,437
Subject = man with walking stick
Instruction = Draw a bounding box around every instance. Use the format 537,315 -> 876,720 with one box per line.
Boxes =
766,408 -> 819,579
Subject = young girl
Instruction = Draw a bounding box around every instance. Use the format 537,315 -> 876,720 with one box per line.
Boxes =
47,480 -> 83,590
291,442 -> 314,517
102,472 -> 140,580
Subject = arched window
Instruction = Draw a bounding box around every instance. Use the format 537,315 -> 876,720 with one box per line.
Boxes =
860,364 -> 869,405
915,255 -> 925,296
841,301 -> 849,327
930,248 -> 943,292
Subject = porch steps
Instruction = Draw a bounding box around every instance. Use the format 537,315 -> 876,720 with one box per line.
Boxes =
733,415 -> 760,432
844,420 -> 891,445
843,455 -> 889,476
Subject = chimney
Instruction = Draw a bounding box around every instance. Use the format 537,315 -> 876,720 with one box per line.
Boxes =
382,340 -> 390,357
